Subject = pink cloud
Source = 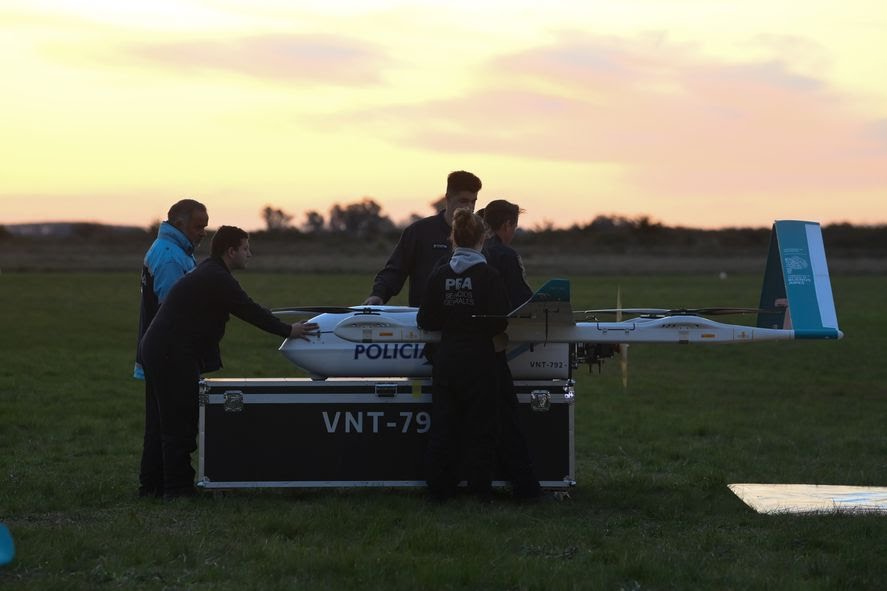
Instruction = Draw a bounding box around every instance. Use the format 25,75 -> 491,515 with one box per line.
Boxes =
328,34 -> 887,198
126,34 -> 389,85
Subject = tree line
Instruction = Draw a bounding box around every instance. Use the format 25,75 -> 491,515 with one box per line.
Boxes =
262,198 -> 404,237
257,199 -> 887,256
3,196 -> 885,257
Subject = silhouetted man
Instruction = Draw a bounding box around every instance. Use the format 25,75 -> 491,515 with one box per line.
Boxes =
364,170 -> 482,307
138,226 -> 318,499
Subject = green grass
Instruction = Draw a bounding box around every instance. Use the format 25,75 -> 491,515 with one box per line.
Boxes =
1,272 -> 885,589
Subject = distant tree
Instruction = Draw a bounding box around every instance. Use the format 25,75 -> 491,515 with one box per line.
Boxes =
302,210 -> 325,233
588,215 -> 617,231
72,223 -> 105,240
262,205 -> 293,231
634,215 -> 662,232
824,223 -> 887,253
532,219 -> 556,233
328,198 -> 395,238
0,225 -> 11,241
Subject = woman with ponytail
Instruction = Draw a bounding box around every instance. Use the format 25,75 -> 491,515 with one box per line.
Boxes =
417,208 -> 510,502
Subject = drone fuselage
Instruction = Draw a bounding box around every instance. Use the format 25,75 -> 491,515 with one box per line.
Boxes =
279,307 -> 570,380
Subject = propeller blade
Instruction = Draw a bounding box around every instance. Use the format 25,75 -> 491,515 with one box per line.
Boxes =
665,307 -> 770,316
576,306 -> 772,317
273,306 -> 417,316
577,308 -> 671,316
273,306 -> 356,315
616,287 -> 622,323
620,343 -> 629,390
616,287 -> 628,391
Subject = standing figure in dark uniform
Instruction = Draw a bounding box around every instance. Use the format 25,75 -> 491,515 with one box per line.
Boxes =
138,226 -> 319,499
480,200 -> 542,501
364,170 -> 482,307
417,209 -> 510,501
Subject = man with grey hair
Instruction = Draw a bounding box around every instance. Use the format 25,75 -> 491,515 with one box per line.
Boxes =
133,199 -> 208,380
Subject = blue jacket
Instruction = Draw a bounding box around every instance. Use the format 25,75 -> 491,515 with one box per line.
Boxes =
133,222 -> 196,378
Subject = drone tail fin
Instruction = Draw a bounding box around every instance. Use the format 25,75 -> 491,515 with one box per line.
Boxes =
507,278 -> 571,317
530,278 -> 571,304
757,220 -> 842,339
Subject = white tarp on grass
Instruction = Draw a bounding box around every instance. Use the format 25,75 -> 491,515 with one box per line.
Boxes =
729,484 -> 887,514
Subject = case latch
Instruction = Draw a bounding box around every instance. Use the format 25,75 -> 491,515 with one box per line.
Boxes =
530,390 -> 551,412
374,383 -> 398,398
198,380 -> 210,405
223,390 -> 244,412
563,379 -> 576,404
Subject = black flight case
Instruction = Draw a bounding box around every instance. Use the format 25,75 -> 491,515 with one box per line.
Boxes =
197,378 -> 575,491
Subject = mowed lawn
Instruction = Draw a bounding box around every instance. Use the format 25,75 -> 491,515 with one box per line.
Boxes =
1,272 -> 885,590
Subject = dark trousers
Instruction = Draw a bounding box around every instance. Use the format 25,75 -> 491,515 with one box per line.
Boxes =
139,339 -> 200,496
425,342 -> 498,499
494,352 -> 541,498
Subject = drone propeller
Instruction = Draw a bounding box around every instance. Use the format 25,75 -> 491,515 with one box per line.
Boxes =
274,306 -> 357,315
576,306 -> 769,318
273,306 -> 417,316
617,287 -> 629,391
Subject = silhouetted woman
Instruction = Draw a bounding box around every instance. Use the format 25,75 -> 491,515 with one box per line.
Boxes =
417,208 -> 509,501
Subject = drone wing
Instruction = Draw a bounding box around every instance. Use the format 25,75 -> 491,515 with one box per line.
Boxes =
324,221 -> 843,347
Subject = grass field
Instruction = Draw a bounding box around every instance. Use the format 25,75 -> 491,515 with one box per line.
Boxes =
1,271 -> 885,589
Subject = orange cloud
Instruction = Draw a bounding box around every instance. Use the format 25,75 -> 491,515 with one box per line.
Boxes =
324,33 -> 887,200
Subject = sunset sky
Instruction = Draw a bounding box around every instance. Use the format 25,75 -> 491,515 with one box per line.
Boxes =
2,0 -> 886,230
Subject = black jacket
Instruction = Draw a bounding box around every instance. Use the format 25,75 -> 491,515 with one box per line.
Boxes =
417,259 -> 509,343
483,235 -> 532,310
141,256 -> 291,372
370,211 -> 451,307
